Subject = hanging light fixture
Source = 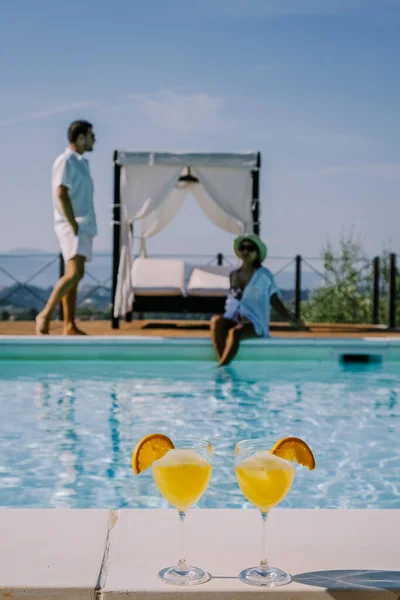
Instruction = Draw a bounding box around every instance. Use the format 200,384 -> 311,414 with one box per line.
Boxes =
175,166 -> 199,189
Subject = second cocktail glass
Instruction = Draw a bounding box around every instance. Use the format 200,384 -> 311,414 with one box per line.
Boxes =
235,438 -> 295,587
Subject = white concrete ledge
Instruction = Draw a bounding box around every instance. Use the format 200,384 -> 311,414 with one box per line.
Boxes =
0,509 -> 399,599
1,336 -> 400,361
0,509 -> 110,599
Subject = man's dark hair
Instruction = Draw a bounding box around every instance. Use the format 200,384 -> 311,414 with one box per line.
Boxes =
68,120 -> 93,143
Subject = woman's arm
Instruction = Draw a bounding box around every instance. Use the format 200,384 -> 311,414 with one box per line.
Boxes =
270,293 -> 306,328
229,269 -> 239,288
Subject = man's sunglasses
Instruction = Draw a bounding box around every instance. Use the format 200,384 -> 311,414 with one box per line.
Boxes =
239,243 -> 257,252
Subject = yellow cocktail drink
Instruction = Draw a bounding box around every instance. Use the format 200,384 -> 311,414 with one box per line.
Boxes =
234,437 -> 315,587
132,434 -> 212,585
235,451 -> 295,512
153,448 -> 212,511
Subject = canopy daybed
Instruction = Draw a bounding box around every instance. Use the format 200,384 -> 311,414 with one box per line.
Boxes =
110,151 -> 261,328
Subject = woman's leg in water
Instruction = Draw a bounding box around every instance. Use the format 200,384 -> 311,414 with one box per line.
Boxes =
218,322 -> 258,367
210,316 -> 236,360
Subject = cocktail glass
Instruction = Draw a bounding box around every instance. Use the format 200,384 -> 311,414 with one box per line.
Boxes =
152,438 -> 213,585
235,438 -> 295,587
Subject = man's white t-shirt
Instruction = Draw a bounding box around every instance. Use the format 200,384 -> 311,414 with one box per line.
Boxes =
52,147 -> 97,237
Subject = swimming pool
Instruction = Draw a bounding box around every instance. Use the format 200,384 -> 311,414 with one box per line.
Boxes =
0,354 -> 399,510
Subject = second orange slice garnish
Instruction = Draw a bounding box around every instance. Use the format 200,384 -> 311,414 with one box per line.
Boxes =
132,433 -> 174,474
271,437 -> 316,470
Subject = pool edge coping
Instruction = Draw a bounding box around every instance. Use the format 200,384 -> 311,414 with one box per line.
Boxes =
1,335 -> 400,346
0,508 -> 399,599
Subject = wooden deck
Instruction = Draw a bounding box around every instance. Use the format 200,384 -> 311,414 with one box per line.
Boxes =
1,320 -> 399,338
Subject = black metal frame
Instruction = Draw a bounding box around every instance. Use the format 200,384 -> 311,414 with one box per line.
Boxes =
294,255 -> 302,321
111,151 -> 121,329
389,253 -> 397,329
251,152 -> 261,235
110,151 -> 262,327
131,295 -> 226,315
372,256 -> 380,325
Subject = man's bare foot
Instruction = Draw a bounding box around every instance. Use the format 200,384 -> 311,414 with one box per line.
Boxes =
63,325 -> 88,336
36,312 -> 50,335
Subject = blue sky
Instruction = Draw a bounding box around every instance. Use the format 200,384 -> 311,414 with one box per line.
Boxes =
0,0 -> 399,260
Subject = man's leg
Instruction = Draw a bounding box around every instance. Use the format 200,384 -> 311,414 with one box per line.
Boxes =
62,278 -> 87,335
36,256 -> 85,334
218,322 -> 258,367
210,316 -> 236,360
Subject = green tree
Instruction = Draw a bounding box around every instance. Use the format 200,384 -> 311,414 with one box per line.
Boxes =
302,233 -> 372,324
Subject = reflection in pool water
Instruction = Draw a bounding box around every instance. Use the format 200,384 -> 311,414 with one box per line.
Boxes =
0,360 -> 399,509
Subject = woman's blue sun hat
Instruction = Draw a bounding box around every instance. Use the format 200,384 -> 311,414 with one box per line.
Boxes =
233,233 -> 267,262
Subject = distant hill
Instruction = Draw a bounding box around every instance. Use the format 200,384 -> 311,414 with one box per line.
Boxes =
1,248 -> 322,317
274,270 -> 323,291
0,249 -> 323,292
0,283 -> 111,313
6,248 -> 53,255
0,250 -> 112,289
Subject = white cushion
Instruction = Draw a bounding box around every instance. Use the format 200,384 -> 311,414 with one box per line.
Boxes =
188,266 -> 231,297
131,258 -> 185,296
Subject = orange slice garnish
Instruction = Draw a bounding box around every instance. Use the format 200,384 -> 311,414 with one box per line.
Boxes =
131,433 -> 174,474
271,437 -> 316,470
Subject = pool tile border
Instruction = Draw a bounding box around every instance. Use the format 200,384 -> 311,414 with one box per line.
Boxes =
1,335 -> 400,361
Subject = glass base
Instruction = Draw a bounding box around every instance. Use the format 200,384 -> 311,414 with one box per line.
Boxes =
158,565 -> 211,586
239,565 -> 292,587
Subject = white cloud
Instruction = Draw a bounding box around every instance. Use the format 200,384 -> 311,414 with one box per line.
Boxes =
129,90 -> 232,134
0,101 -> 98,127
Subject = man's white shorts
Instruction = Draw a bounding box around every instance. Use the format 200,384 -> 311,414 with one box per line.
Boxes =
56,229 -> 94,263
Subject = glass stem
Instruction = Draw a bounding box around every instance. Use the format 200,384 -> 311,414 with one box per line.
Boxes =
259,512 -> 269,572
177,511 -> 188,572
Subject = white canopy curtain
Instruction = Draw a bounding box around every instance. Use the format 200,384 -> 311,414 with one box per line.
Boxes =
113,151 -> 260,318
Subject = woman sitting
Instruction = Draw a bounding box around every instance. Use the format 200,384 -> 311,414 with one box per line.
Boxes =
211,234 -> 304,366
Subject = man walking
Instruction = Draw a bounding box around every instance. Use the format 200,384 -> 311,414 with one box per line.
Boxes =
36,120 -> 97,335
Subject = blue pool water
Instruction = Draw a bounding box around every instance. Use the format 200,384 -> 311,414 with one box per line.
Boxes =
0,360 -> 399,509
